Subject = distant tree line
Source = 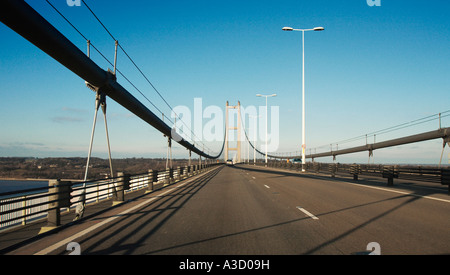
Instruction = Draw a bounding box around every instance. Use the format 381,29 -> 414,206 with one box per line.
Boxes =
0,157 -> 198,180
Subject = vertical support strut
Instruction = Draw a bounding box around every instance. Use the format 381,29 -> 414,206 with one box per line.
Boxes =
87,40 -> 90,58
439,137 -> 450,168
74,90 -> 115,221
189,150 -> 192,167
113,40 -> 118,75
166,137 -> 172,169
74,93 -> 100,221
102,95 -> 115,180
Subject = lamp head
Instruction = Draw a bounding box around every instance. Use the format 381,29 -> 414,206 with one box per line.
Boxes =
282,27 -> 294,31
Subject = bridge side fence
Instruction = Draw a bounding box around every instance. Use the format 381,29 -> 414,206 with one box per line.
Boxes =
0,163 -> 221,232
252,161 -> 450,194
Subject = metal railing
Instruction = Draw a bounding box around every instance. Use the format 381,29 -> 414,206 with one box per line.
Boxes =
0,163 -> 221,231
254,161 -> 450,193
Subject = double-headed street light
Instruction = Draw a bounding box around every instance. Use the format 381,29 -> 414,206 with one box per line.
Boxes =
256,93 -> 277,165
282,26 -> 324,171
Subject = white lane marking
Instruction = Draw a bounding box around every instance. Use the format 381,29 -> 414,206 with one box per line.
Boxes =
264,185 -> 270,189
252,177 -> 256,180
255,164 -> 450,203
297,206 -> 319,220
34,178 -> 193,255
341,181 -> 450,204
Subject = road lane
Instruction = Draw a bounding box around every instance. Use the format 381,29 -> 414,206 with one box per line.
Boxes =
8,164 -> 450,255
65,165 -> 335,255
238,165 -> 450,254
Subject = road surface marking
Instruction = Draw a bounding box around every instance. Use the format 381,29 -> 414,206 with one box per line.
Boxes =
341,181 -> 450,204
252,177 -> 256,179
264,185 -> 270,189
34,174 -> 196,255
297,206 -> 319,220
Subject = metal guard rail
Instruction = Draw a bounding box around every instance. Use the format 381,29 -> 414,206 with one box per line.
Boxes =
0,163 -> 222,231
255,161 -> 450,194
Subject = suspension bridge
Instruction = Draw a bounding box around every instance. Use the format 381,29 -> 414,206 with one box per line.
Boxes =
0,0 -> 449,256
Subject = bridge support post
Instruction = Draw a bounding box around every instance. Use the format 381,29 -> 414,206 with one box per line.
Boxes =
313,162 -> 320,174
441,169 -> 450,195
163,168 -> 172,186
330,163 -> 337,178
176,166 -> 182,181
179,166 -> 185,180
113,172 -> 130,206
146,169 -> 155,193
40,179 -> 71,234
350,164 -> 360,180
383,166 -> 399,186
225,101 -> 242,164
184,165 -> 189,178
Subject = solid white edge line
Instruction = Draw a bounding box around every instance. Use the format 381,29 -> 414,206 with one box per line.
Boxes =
258,165 -> 450,204
34,169 -> 205,255
342,181 -> 450,204
297,206 -> 319,220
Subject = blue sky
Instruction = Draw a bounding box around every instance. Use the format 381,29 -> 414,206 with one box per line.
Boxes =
0,0 -> 449,164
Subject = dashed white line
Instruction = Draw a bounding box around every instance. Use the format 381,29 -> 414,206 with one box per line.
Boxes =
264,185 -> 270,189
297,206 -> 319,220
252,177 -> 256,180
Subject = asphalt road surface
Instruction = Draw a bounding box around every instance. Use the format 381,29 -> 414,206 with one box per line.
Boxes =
8,164 -> 450,255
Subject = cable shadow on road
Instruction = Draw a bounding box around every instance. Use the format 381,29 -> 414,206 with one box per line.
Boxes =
234,165 -> 449,254
306,195 -> 421,255
73,166 -> 224,255
142,216 -> 314,255
142,194 -> 421,255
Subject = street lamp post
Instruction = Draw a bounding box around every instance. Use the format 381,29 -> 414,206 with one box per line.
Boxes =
282,26 -> 324,172
256,93 -> 277,165
249,114 -> 261,165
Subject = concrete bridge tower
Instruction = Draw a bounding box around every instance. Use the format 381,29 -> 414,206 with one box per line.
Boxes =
225,101 -> 242,163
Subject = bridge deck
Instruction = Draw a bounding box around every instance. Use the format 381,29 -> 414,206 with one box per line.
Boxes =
2,164 -> 449,255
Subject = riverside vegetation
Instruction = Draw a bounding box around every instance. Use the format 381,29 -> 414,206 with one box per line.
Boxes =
0,157 -> 197,180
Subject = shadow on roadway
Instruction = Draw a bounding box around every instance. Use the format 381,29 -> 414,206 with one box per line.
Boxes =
70,166 -> 224,255
232,165 -> 448,254
54,164 -> 447,255
234,164 -> 448,198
